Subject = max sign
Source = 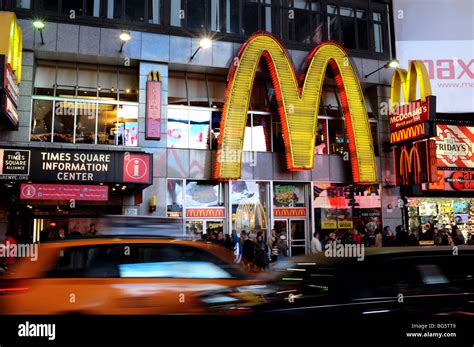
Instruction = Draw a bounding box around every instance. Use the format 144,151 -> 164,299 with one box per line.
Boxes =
215,32 -> 376,183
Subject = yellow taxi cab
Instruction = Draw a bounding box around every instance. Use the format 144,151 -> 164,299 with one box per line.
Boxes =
0,236 -> 258,314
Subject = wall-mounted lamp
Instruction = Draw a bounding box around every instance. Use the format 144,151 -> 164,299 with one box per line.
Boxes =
364,59 -> 399,78
149,195 -> 156,213
33,19 -> 45,45
119,31 -> 131,53
190,37 -> 212,60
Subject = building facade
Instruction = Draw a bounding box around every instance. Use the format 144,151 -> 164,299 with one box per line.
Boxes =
0,0 -> 403,253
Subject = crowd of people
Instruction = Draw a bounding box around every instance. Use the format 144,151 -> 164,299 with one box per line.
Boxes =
310,223 -> 474,251
198,229 -> 289,271
39,223 -> 99,242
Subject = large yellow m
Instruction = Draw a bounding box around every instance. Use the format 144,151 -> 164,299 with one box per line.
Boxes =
215,32 -> 376,183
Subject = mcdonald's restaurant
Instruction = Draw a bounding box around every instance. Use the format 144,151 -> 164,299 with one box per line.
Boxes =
0,4 -> 399,254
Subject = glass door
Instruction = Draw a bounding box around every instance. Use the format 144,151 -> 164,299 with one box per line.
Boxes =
290,220 -> 306,256
273,219 -> 289,255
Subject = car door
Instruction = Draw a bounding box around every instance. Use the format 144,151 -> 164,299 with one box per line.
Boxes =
107,243 -> 251,314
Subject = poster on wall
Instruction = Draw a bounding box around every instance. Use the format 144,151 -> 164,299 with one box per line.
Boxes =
273,184 -> 305,207
185,181 -> 220,207
321,209 -> 337,229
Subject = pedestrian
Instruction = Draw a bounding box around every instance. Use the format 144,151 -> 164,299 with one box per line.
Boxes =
420,223 -> 434,241
311,232 -> 322,253
224,234 -> 232,249
394,225 -> 408,246
276,234 -> 289,260
270,235 -> 280,263
351,229 -> 362,245
254,232 -> 269,270
324,231 -> 337,247
87,223 -> 98,236
0,230 -> 17,269
231,230 -> 242,264
68,225 -> 82,238
58,228 -> 66,240
242,231 -> 255,270
215,231 -> 225,247
382,226 -> 395,247
407,229 -> 420,246
451,225 -> 465,245
374,229 -> 383,247
269,229 -> 278,250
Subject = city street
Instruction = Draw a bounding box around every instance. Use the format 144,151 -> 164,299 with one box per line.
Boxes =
0,0 -> 473,345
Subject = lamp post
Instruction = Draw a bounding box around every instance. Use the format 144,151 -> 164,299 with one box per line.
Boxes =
190,38 -> 212,60
33,20 -> 45,45
119,31 -> 131,53
364,59 -> 399,78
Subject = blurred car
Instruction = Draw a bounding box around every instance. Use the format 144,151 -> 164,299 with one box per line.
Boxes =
0,236 -> 258,314
199,247 -> 474,317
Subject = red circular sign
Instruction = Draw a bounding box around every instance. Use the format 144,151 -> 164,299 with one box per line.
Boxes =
125,157 -> 148,180
21,184 -> 36,199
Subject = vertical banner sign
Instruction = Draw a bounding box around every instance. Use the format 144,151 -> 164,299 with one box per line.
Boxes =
145,71 -> 161,140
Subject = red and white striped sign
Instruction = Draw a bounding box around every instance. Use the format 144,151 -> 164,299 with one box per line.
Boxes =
435,125 -> 474,169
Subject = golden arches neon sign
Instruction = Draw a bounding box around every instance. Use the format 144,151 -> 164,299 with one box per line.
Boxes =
390,60 -> 432,112
0,11 -> 22,83
215,33 -> 376,183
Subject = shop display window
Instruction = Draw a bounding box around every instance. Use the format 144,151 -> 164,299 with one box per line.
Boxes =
167,179 -> 184,217
273,183 -> 306,207
185,181 -> 224,207
31,100 -> 54,142
231,181 -> 269,234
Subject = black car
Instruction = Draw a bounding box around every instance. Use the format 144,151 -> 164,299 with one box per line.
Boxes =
199,246 -> 474,318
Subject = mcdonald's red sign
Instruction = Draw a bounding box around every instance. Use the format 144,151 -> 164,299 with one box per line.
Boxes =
394,140 -> 437,186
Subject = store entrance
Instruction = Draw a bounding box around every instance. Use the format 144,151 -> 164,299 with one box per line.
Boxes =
185,220 -> 224,240
273,219 -> 307,256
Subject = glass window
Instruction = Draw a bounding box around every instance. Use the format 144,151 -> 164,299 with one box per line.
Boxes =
15,0 -> 32,9
167,107 -> 189,148
167,179 -> 184,217
185,180 -> 224,207
187,73 -> 209,107
98,67 -> 119,100
231,181 -> 269,234
315,118 -> 327,154
187,0 -> 207,29
340,7 -> 356,49
31,100 -> 54,142
251,113 -> 271,152
328,118 -> 345,155
110,0 -> 122,19
148,0 -> 161,24
43,0 -> 59,12
77,66 -> 98,98
34,63 -> 56,96
56,64 -> 77,98
207,75 -> 226,108
225,0 -> 239,33
53,101 -> 75,143
189,109 -> 210,149
125,0 -> 146,21
168,72 -> 187,105
373,11 -> 384,53
75,102 -> 97,144
170,0 -> 183,27
118,70 -> 138,102
242,0 -> 259,35
117,104 -> 139,146
356,10 -> 368,50
210,111 -> 221,150
97,103 -> 118,145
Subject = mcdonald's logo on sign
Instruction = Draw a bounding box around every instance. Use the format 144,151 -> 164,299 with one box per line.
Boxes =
185,208 -> 225,218
273,208 -> 307,217
389,61 -> 436,145
394,140 -> 437,186
390,122 -> 432,145
215,32 -> 376,183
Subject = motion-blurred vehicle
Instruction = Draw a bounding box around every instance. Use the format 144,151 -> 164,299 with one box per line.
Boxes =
199,247 -> 474,317
0,236 -> 257,314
